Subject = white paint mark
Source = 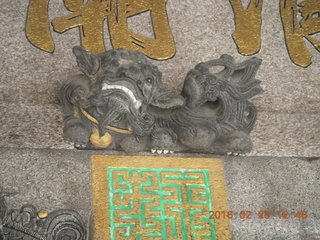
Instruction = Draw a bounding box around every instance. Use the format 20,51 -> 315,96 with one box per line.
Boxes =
102,83 -> 142,110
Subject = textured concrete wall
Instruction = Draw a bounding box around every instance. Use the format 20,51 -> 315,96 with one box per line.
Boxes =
0,0 -> 319,157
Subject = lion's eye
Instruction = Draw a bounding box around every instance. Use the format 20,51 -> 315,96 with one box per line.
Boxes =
146,77 -> 153,84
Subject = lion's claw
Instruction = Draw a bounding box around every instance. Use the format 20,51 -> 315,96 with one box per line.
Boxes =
227,151 -> 246,156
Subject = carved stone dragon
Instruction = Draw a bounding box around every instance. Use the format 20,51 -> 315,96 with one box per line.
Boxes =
61,47 -> 262,155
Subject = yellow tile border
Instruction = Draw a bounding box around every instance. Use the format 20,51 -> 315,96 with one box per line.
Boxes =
91,155 -> 231,240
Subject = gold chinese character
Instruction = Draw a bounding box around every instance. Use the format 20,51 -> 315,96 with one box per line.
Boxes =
26,0 -> 175,60
229,0 -> 263,55
107,0 -> 175,60
280,0 -> 320,67
52,0 -> 110,54
26,0 -> 54,53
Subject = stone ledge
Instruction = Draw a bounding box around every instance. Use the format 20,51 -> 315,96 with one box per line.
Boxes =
0,103 -> 319,157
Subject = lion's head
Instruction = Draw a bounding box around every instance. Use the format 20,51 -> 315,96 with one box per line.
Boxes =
71,47 -> 185,136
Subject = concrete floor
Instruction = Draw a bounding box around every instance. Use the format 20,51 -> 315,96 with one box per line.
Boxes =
1,148 -> 319,239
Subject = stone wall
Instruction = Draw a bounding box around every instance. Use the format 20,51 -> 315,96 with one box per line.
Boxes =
1,0 -> 319,157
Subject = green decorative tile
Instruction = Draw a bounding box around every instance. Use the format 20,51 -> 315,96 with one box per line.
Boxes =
108,168 -> 216,239
92,155 -> 231,240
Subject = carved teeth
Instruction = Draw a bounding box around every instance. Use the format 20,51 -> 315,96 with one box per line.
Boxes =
169,150 -> 174,154
157,149 -> 163,154
151,149 -> 156,153
227,152 -> 232,156
163,150 -> 169,154
233,152 -> 239,156
102,83 -> 142,110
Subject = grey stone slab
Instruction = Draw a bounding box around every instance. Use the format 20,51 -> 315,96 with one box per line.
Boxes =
230,218 -> 320,240
223,156 -> 320,214
0,103 -> 73,149
0,0 -> 319,115
223,156 -> 320,239
1,103 -> 319,157
0,148 -> 319,239
249,112 -> 320,157
0,148 -> 92,226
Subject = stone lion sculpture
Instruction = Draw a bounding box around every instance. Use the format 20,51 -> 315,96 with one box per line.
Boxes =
60,46 -> 262,155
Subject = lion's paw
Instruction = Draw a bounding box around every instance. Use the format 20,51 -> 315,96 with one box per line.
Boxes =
64,119 -> 90,145
151,149 -> 174,154
227,151 -> 246,156
74,143 -> 88,149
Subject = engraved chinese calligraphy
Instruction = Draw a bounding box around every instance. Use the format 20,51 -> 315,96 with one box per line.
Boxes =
230,0 -> 320,67
229,0 -> 263,55
25,0 -> 54,53
26,0 -> 175,60
280,0 -> 320,67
